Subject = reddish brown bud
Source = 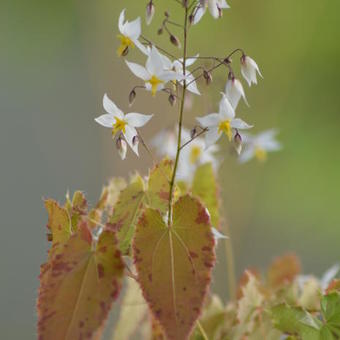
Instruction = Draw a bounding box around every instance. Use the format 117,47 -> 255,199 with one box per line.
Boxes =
169,94 -> 176,106
203,70 -> 212,85
170,34 -> 181,48
129,89 -> 136,106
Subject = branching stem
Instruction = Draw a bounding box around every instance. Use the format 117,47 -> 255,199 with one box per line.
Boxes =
167,4 -> 189,226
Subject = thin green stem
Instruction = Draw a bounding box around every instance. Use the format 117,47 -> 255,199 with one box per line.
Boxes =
224,221 -> 236,300
168,4 -> 189,226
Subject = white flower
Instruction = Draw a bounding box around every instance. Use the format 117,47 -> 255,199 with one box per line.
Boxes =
177,128 -> 219,182
145,2 -> 155,25
173,56 -> 201,95
117,9 -> 146,56
125,46 -> 184,96
196,93 -> 253,148
240,55 -> 263,86
239,129 -> 281,163
193,0 -> 230,25
95,94 -> 153,156
141,47 -> 200,95
225,76 -> 248,109
151,128 -> 177,158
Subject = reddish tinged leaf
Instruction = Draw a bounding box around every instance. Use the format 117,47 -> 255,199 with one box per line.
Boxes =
192,163 -> 220,229
146,158 -> 173,214
109,176 -> 145,254
37,223 -> 124,340
268,253 -> 301,288
133,195 -> 216,340
237,268 -> 260,299
44,199 -> 71,248
326,279 -> 340,294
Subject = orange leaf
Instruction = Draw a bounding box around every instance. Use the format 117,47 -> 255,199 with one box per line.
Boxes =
268,253 -> 301,288
133,195 -> 216,340
37,223 -> 124,339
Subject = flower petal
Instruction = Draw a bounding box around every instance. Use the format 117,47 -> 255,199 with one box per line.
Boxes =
124,125 -> 139,156
124,17 -> 141,40
118,9 -> 126,33
125,113 -> 153,127
103,94 -> 124,118
231,118 -> 253,130
146,47 -> 164,75
204,127 -> 221,148
193,5 -> 206,24
196,113 -> 220,127
238,146 -> 255,163
94,114 -> 115,128
219,93 -> 235,120
125,61 -> 149,80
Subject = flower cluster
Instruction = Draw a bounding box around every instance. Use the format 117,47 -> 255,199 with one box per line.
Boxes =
95,5 -> 281,170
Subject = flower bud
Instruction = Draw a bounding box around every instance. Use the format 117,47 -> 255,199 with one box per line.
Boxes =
146,1 -> 155,25
164,11 -> 170,18
170,34 -> 181,48
190,127 -> 197,139
116,136 -> 127,160
234,131 -> 242,155
189,14 -> 194,24
132,135 -> 139,146
168,93 -> 176,106
203,70 -> 212,85
129,89 -> 136,106
157,27 -> 163,35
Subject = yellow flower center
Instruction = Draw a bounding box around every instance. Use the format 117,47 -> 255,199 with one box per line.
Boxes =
147,75 -> 164,96
255,147 -> 267,162
190,145 -> 202,164
112,117 -> 126,135
218,120 -> 232,141
117,34 -> 134,56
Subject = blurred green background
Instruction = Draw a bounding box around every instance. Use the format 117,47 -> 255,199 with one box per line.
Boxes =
1,0 -> 339,338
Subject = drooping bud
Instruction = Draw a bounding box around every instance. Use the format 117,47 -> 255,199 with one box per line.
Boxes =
157,27 -> 163,35
170,34 -> 181,48
190,127 -> 197,139
116,136 -> 127,160
129,89 -> 136,106
189,14 -> 194,24
240,54 -> 263,86
168,93 -> 176,106
164,11 -> 170,18
146,1 -> 155,26
203,70 -> 212,85
234,131 -> 242,155
132,135 -> 139,146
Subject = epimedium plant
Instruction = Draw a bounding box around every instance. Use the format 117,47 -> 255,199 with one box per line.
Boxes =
37,1 -> 340,340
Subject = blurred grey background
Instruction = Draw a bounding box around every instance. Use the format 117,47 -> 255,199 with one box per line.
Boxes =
1,0 -> 339,338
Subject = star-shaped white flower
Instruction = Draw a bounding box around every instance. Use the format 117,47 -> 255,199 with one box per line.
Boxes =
117,9 -> 146,56
193,0 -> 230,25
141,47 -> 200,95
239,129 -> 281,163
196,93 -> 253,148
126,46 -> 184,96
95,94 -> 153,156
240,55 -> 263,86
225,76 -> 249,109
177,128 -> 219,182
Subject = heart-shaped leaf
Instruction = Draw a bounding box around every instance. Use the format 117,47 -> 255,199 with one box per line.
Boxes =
133,195 -> 216,340
37,223 -> 124,340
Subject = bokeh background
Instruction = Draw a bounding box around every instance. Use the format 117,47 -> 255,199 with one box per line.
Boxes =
1,0 -> 340,338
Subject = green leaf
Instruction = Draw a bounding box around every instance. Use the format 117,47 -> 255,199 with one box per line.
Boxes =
321,293 -> 340,336
133,195 -> 216,340
271,304 -> 321,339
65,191 -> 88,232
37,223 -> 124,340
192,163 -> 220,228
108,176 -> 145,254
146,158 -> 173,214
